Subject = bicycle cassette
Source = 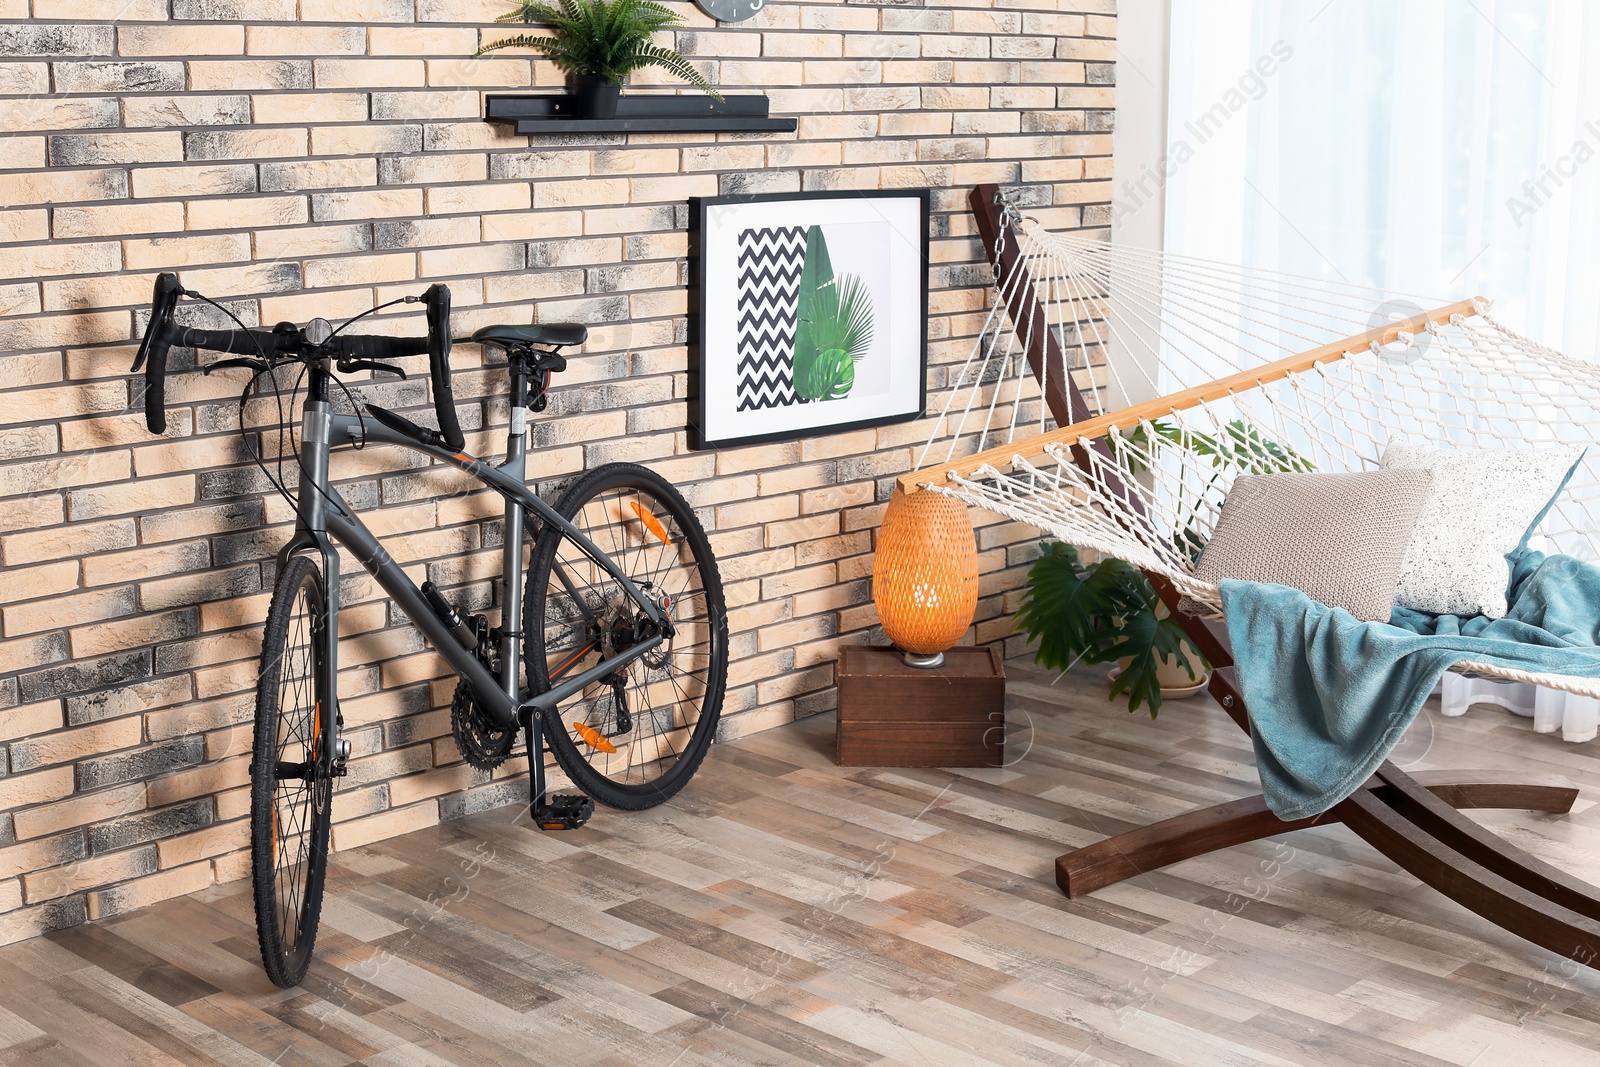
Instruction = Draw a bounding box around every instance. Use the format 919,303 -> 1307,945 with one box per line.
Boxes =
451,679 -> 517,770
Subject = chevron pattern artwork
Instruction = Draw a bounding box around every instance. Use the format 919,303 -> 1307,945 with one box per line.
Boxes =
734,226 -> 807,410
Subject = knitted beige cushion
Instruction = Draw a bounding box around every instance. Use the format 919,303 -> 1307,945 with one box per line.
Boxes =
1190,469 -> 1435,622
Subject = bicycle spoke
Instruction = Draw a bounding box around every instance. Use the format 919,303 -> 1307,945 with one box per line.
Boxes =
256,557 -> 330,984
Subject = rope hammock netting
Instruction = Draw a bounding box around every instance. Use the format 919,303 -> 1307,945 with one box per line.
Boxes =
904,201 -> 1600,697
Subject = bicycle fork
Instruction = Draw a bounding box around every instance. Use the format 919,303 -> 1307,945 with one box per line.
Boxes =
300,402 -> 350,785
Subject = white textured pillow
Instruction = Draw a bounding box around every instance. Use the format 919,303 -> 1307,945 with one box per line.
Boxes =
1380,444 -> 1585,618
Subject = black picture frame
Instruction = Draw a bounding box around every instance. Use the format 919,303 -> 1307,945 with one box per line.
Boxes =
688,188 -> 930,451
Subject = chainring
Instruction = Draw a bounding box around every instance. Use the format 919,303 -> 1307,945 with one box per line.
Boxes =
450,679 -> 517,770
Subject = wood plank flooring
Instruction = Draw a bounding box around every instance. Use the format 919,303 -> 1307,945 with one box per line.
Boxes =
6,661 -> 1600,1066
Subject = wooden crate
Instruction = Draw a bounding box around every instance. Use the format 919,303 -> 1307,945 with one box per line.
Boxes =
835,644 -> 1006,767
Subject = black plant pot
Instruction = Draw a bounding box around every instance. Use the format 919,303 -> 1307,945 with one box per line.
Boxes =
572,75 -> 622,119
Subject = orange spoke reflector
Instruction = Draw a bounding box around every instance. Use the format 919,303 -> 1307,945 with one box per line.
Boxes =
628,501 -> 671,545
271,805 -> 279,866
572,722 -> 617,753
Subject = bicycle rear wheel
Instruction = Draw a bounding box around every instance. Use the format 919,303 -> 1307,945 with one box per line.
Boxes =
525,463 -> 728,809
251,553 -> 333,988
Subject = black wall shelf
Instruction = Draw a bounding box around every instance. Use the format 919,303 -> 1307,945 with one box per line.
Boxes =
485,93 -> 797,135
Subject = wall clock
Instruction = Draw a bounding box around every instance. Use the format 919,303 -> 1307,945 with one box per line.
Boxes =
694,0 -> 765,22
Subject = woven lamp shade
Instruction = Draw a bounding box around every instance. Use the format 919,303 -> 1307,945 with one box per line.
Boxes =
873,488 -> 980,655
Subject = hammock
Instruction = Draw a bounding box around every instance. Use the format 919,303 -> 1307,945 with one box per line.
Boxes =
909,187 -> 1600,969
905,201 -> 1600,698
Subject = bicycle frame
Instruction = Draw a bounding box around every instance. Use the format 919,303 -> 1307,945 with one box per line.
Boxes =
276,363 -> 668,773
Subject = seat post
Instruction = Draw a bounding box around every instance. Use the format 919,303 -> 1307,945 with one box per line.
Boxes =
498,353 -> 532,718
504,352 -> 530,465
507,354 -> 529,413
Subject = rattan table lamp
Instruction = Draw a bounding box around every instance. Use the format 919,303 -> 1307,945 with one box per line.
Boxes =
872,488 -> 980,667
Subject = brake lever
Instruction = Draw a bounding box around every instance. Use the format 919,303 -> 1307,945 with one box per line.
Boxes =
337,359 -> 408,379
203,357 -> 271,374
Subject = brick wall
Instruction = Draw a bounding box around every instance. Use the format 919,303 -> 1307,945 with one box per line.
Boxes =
0,0 -> 1113,943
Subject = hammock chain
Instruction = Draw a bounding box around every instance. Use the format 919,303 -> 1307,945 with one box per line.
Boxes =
989,187 -> 1023,294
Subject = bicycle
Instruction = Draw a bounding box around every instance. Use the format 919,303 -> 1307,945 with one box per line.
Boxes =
131,273 -> 729,988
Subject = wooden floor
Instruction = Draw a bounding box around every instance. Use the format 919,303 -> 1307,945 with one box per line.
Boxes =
6,663 -> 1600,1066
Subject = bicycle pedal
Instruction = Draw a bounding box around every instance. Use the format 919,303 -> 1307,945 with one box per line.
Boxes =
532,793 -> 594,831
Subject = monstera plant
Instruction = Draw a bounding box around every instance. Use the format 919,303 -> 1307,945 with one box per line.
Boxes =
791,226 -> 875,401
1015,543 -> 1201,716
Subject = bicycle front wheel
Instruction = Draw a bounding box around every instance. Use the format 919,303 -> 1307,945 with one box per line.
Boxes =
525,463 -> 728,809
251,553 -> 333,988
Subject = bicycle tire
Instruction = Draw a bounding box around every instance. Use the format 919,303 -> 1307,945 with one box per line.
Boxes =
524,462 -> 728,810
251,553 -> 333,988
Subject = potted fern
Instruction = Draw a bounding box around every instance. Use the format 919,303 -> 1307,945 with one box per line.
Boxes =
478,0 -> 723,119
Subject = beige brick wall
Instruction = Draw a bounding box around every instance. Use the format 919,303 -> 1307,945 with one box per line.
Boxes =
0,0 -> 1114,944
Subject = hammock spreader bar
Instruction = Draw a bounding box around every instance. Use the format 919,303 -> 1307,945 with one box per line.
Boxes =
898,296 -> 1483,497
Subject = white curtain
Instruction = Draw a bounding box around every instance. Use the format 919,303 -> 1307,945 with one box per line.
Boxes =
1161,0 -> 1600,739
1164,0 -> 1600,354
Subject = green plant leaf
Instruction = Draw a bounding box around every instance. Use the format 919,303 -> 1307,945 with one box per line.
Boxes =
1104,612 -> 1197,717
823,275 -> 874,362
795,347 -> 856,401
624,43 -> 723,100
1123,418 -> 1313,476
793,273 -> 874,401
475,32 -> 563,56
1015,544 -> 1141,671
791,226 -> 835,400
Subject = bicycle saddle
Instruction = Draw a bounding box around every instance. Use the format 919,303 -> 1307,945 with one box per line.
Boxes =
473,323 -> 587,348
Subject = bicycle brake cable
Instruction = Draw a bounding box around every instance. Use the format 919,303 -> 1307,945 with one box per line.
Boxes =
231,364 -> 294,509
323,291 -> 431,459
185,288 -> 354,520
325,292 -> 421,339
182,289 -> 301,512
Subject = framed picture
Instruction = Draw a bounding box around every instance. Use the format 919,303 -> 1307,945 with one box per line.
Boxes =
689,189 -> 930,450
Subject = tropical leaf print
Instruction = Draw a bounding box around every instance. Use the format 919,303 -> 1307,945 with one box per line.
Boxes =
791,226 -> 875,402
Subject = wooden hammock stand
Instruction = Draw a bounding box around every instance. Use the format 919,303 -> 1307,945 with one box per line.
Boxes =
907,184 -> 1600,968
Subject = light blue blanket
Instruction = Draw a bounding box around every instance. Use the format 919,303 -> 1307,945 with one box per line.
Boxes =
1222,550 -> 1600,819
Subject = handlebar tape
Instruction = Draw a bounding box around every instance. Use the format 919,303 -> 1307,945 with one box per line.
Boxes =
178,326 -> 276,354
133,273 -> 274,434
422,283 -> 462,451
132,273 -> 182,434
337,334 -> 430,360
